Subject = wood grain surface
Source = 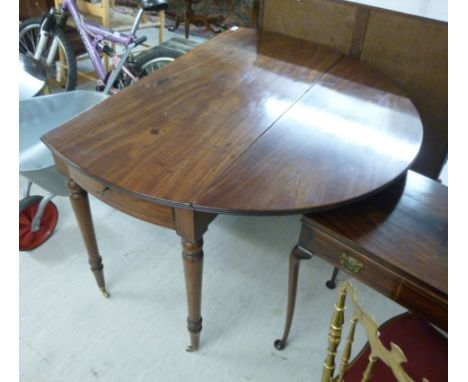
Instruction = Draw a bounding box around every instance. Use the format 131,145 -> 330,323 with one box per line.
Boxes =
262,0 -> 358,54
260,0 -> 447,179
305,170 -> 447,295
195,56 -> 423,213
360,11 -> 447,178
300,170 -> 447,329
43,28 -> 423,215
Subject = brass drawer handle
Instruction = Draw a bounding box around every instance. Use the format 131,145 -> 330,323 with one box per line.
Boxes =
340,253 -> 364,274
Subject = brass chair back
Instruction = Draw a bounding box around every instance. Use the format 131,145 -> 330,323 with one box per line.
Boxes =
322,282 -> 429,382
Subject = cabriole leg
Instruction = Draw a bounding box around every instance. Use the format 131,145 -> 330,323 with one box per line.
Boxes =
274,245 -> 312,350
326,267 -> 340,289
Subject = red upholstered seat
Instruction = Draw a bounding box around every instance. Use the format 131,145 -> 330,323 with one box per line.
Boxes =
344,313 -> 447,381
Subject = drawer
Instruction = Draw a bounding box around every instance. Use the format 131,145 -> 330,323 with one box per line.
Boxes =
69,166 -> 175,229
299,222 -> 447,331
396,279 -> 447,331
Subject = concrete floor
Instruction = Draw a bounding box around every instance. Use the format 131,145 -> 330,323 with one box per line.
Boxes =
19,25 -> 447,382
20,177 -> 407,382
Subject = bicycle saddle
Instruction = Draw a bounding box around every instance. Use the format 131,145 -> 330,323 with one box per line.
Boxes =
137,0 -> 169,12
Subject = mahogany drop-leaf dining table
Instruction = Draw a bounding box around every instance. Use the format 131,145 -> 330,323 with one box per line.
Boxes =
42,28 -> 423,352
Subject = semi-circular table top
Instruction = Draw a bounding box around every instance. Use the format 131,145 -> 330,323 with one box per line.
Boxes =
43,28 -> 423,215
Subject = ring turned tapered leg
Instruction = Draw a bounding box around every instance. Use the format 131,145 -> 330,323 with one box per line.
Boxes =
182,238 -> 204,352
274,245 -> 312,350
174,208 -> 215,352
66,179 -> 109,298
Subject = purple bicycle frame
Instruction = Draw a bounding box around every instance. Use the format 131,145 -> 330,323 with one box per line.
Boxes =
59,0 -> 136,82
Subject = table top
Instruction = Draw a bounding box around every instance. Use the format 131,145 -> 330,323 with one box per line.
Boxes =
43,28 -> 423,215
306,170 -> 447,296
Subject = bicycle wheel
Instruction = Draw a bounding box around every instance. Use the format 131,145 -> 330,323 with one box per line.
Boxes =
19,17 -> 77,93
133,46 -> 182,78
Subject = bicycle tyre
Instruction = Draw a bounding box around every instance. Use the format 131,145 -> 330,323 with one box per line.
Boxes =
132,46 -> 182,78
19,17 -> 77,92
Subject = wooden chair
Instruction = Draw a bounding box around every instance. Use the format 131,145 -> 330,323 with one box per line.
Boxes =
274,170 -> 448,350
166,0 -> 226,39
166,0 -> 260,39
321,282 -> 447,382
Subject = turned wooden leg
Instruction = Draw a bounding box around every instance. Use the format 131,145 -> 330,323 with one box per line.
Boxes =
181,238 -> 203,352
274,245 -> 312,350
326,267 -> 340,289
66,179 -> 109,298
175,208 -> 215,352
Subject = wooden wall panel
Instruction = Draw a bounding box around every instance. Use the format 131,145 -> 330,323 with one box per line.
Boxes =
261,0 -> 448,179
360,12 -> 448,178
19,0 -> 52,20
262,0 -> 357,54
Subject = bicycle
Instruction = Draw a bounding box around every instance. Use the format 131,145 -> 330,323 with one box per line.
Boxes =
19,0 -> 181,94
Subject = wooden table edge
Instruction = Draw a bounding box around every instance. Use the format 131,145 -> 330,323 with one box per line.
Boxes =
302,220 -> 448,302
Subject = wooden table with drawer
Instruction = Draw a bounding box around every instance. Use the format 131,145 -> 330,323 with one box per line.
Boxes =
298,171 -> 448,331
42,28 -> 424,351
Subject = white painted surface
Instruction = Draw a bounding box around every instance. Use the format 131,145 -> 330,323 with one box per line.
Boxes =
341,0 -> 448,22
439,159 -> 448,185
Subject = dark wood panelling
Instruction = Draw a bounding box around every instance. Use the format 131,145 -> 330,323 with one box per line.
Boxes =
260,0 -> 448,179
262,0 -> 357,54
360,12 -> 448,178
